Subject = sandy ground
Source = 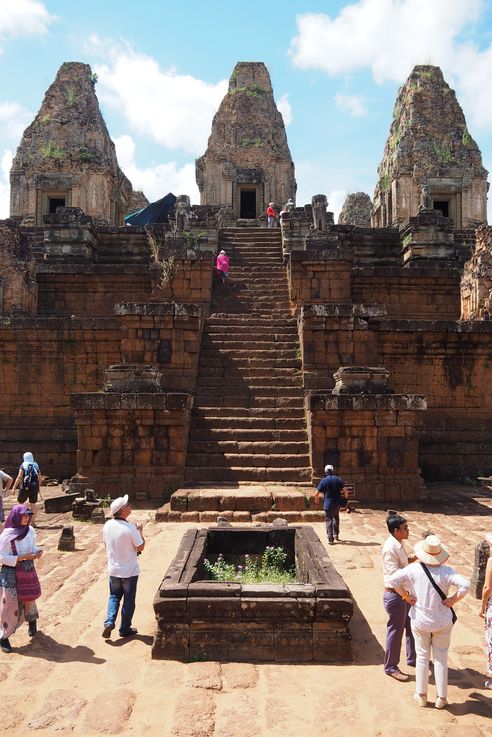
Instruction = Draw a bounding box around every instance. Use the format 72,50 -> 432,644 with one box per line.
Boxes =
0,484 -> 491,737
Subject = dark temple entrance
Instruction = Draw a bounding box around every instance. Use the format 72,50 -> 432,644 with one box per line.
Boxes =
433,200 -> 449,217
240,190 -> 256,219
48,197 -> 66,213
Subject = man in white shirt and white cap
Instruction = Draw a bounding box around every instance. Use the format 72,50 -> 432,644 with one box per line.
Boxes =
102,495 -> 144,639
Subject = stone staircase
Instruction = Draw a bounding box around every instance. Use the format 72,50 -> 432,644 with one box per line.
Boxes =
184,227 -> 312,485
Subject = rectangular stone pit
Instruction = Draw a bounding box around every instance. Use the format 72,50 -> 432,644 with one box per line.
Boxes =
153,525 -> 353,663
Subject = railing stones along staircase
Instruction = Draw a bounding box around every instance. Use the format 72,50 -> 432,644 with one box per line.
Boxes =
184,227 -> 312,488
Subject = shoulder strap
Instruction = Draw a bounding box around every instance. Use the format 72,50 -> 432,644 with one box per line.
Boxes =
420,562 -> 457,623
419,562 -> 446,600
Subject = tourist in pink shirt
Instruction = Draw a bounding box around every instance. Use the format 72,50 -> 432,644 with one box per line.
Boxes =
216,250 -> 229,284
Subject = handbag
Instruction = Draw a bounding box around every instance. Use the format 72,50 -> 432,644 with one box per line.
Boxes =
419,562 -> 457,624
11,541 -> 41,601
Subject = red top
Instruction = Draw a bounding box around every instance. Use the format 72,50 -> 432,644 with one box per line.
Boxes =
266,206 -> 276,218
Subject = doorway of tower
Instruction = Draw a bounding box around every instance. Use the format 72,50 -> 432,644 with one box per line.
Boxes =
240,189 -> 256,219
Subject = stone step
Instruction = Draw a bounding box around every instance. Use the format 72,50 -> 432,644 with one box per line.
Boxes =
168,485 -> 317,514
205,327 -> 298,338
188,439 -> 309,455
198,349 -> 299,362
192,416 -> 304,430
193,396 -> 304,409
197,366 -> 300,378
195,385 -> 302,398
196,375 -> 302,389
194,406 -> 305,418
201,340 -> 298,351
198,357 -> 301,370
186,452 -> 310,468
206,314 -> 295,323
183,466 -> 312,483
188,428 -> 308,442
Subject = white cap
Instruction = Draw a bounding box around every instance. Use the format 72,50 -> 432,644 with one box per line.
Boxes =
110,494 -> 129,516
324,464 -> 334,474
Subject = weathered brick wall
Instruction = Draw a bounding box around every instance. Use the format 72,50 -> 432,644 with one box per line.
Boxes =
71,392 -> 193,500
461,225 -> 492,320
307,393 -> 426,501
37,268 -> 153,316
0,220 -> 38,315
352,267 -> 461,320
289,255 -> 352,310
300,308 -> 492,480
115,302 -> 202,393
37,255 -> 213,316
0,317 -> 121,475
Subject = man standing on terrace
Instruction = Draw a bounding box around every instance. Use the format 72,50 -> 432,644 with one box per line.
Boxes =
315,464 -> 345,545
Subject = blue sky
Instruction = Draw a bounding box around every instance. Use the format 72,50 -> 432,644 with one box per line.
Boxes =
2,0 -> 492,220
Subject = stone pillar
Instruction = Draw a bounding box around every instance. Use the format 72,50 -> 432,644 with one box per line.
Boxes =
306,366 -> 427,501
461,225 -> 492,320
43,207 -> 96,262
400,209 -> 455,266
470,538 -> 490,599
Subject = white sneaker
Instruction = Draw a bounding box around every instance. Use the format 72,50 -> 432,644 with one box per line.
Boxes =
413,693 -> 427,707
435,697 -> 448,709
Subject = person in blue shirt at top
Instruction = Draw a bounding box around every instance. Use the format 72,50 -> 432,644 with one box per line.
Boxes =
315,464 -> 346,545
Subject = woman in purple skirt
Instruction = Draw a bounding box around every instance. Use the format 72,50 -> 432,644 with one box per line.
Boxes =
0,504 -> 43,653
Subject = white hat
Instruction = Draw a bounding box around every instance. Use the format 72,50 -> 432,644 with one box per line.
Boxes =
219,249 -> 226,255
110,494 -> 129,516
324,464 -> 334,474
269,202 -> 274,206
414,534 -> 449,565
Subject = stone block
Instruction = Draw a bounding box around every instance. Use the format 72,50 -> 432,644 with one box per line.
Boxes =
189,622 -> 274,663
187,597 -> 241,622
152,623 -> 190,660
274,623 -> 314,662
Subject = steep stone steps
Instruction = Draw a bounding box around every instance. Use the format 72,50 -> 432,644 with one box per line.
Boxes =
184,227 -> 311,490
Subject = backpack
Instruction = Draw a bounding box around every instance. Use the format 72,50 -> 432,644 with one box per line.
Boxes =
22,464 -> 39,492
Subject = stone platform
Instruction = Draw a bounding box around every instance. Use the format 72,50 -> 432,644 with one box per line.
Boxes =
156,484 -> 335,523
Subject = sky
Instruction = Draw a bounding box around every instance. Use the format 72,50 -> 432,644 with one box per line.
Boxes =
2,0 -> 492,221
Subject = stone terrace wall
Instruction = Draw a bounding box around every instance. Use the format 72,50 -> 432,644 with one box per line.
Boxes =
0,304 -> 203,478
71,392 -> 193,499
351,267 -> 461,320
37,266 -> 152,316
307,393 -> 425,501
300,307 -> 492,480
0,317 -> 120,475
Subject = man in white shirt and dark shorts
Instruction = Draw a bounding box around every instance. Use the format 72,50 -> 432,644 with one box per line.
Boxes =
102,495 -> 145,639
381,514 -> 416,681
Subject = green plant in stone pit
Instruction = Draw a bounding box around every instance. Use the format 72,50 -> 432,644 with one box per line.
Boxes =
379,173 -> 390,192
462,128 -> 472,147
240,137 -> 262,148
204,547 -> 296,584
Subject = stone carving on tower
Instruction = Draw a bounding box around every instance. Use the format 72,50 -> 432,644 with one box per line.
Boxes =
10,62 -> 132,226
372,65 -> 488,228
196,62 -> 296,220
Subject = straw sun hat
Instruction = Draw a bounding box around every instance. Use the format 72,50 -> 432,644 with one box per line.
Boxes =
414,534 -> 449,566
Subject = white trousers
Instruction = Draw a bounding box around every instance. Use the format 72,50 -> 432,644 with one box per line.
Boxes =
411,622 -> 453,699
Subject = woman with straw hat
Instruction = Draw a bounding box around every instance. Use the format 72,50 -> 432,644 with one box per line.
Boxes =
389,534 -> 469,709
479,533 -> 492,689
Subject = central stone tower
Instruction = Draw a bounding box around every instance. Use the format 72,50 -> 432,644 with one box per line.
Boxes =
196,62 -> 296,219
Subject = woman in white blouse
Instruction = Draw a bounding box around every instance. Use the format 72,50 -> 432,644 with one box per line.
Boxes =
389,534 -> 469,710
0,504 -> 43,653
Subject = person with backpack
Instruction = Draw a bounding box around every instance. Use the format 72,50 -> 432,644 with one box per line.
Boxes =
12,452 -> 42,528
0,468 -> 13,528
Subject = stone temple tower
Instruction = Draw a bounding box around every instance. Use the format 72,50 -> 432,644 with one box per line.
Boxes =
196,62 -> 296,219
10,62 -> 132,226
372,65 -> 488,228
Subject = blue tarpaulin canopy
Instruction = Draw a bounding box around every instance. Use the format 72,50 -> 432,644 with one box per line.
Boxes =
125,193 -> 177,226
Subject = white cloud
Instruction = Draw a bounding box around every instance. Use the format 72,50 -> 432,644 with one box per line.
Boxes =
0,150 -> 13,219
114,134 -> 198,204
277,93 -> 293,126
0,101 -> 32,141
0,0 -> 57,43
86,35 -> 227,155
290,0 -> 482,84
290,0 -> 492,133
335,92 -> 368,117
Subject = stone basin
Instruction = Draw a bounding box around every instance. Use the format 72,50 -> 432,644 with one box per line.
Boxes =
152,525 -> 353,662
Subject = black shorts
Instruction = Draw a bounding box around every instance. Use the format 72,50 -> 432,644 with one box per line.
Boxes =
17,488 -> 38,504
